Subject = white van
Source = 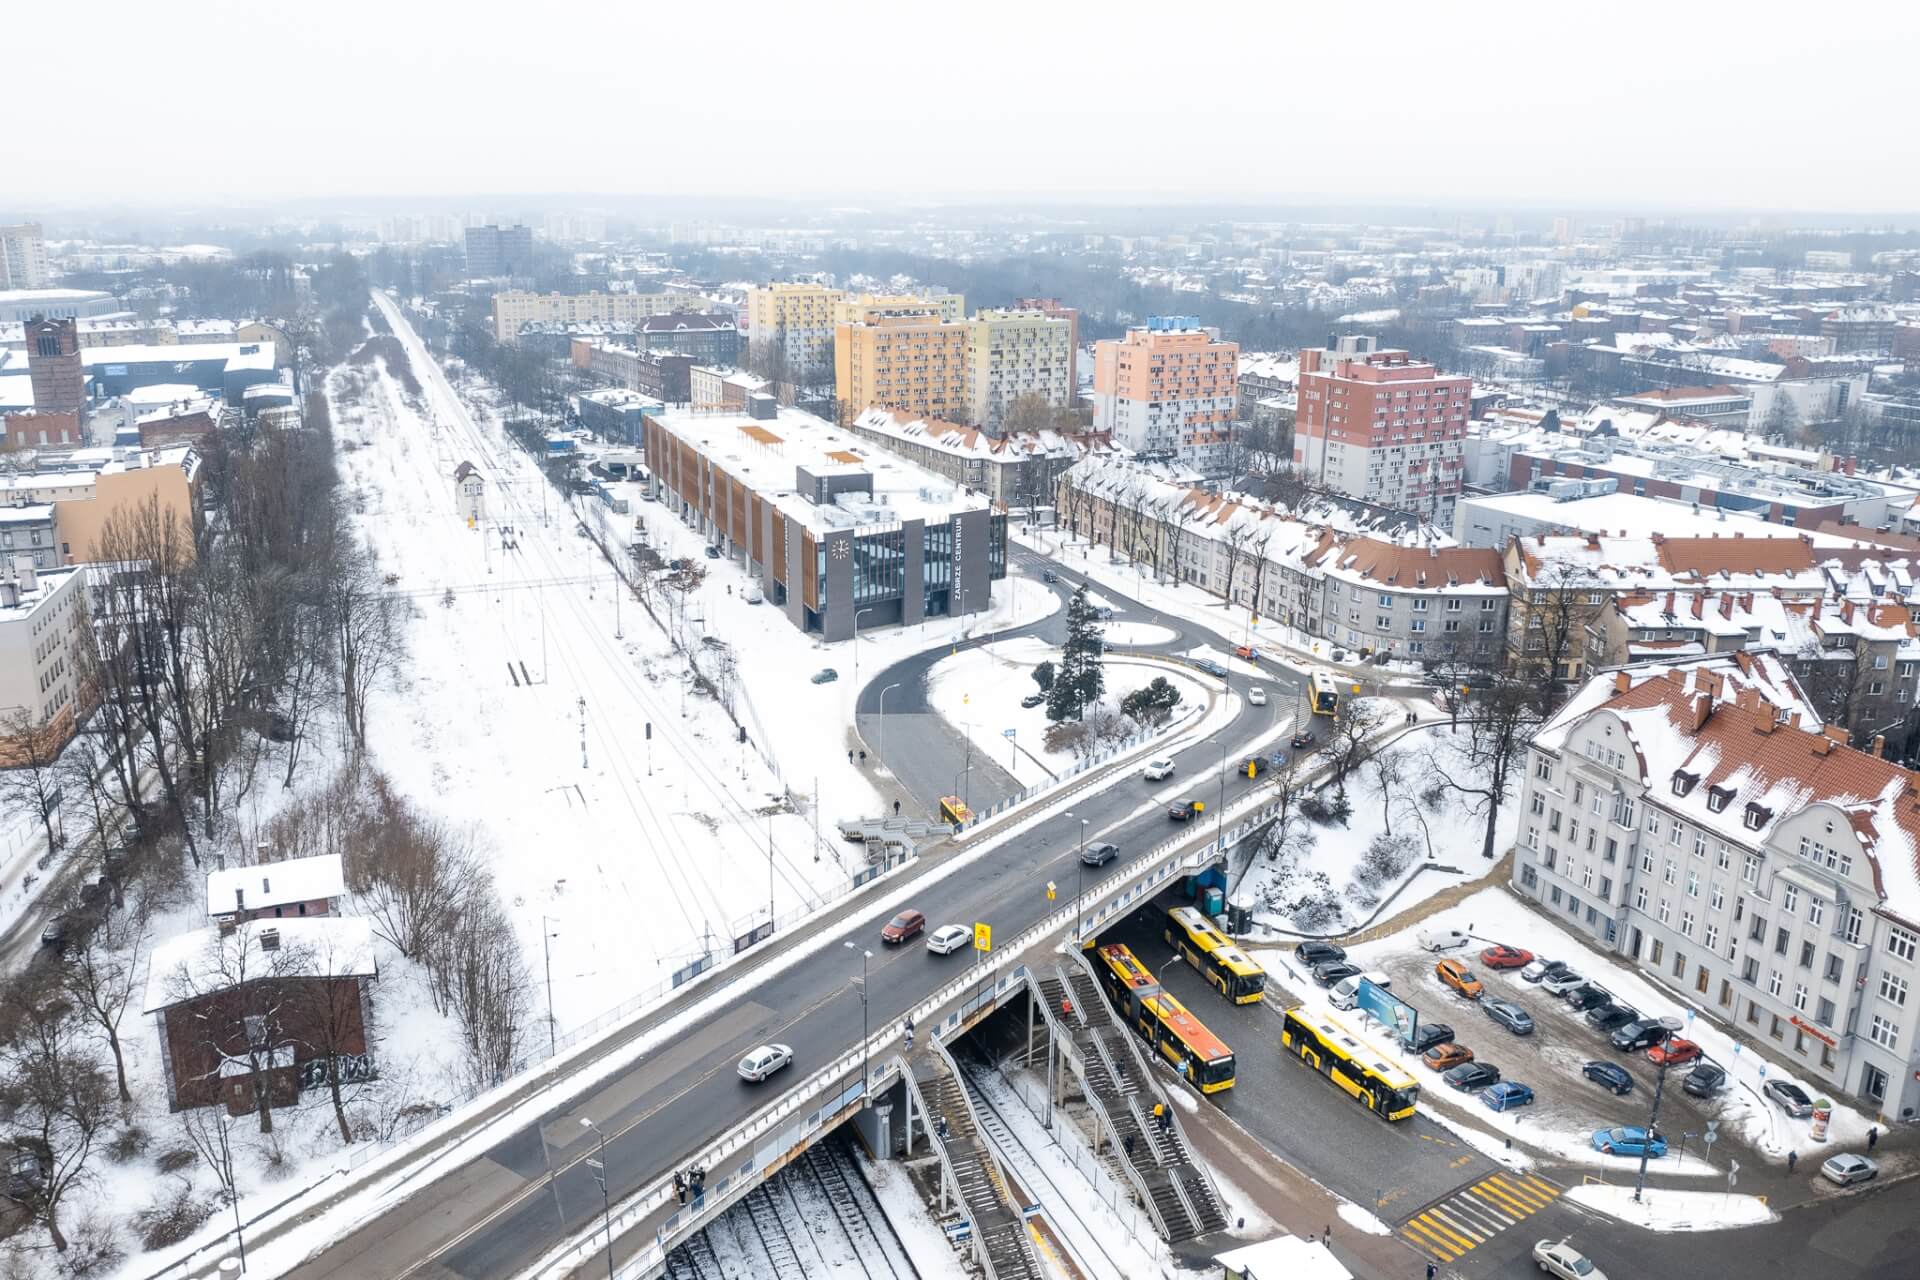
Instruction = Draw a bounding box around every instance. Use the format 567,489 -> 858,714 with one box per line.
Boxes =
1417,928 -> 1471,953
1330,971 -> 1392,1010
742,584 -> 764,605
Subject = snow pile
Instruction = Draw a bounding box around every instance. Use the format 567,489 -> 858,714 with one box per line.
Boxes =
1563,1182 -> 1777,1231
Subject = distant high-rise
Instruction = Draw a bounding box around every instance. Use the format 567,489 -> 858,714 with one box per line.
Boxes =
0,223 -> 50,289
26,317 -> 85,415
1091,318 -> 1238,472
464,224 -> 534,278
1294,336 -> 1468,523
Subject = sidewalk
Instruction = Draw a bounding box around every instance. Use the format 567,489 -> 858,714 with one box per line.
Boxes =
1177,1089 -> 1423,1280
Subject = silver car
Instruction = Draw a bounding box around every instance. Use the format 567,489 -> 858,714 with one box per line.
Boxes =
737,1043 -> 794,1082
1532,1239 -> 1605,1279
1820,1153 -> 1877,1186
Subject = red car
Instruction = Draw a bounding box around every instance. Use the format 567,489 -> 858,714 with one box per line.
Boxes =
881,910 -> 926,944
1480,944 -> 1535,970
1647,1037 -> 1701,1067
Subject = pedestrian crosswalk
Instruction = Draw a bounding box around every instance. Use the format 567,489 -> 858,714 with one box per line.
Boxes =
1398,1172 -> 1561,1262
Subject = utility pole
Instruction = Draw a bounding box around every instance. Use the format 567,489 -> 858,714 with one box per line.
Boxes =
1634,1057 -> 1671,1204
845,941 -> 871,1102
541,916 -> 559,1056
218,1115 -> 245,1272
767,812 -> 775,930
578,697 -> 588,770
579,1118 -> 615,1280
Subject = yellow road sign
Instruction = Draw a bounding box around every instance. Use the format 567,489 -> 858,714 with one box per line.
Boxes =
1046,881 -> 1057,901
974,923 -> 991,952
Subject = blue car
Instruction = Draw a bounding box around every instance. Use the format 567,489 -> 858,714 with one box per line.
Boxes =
1480,1081 -> 1535,1112
1591,1125 -> 1667,1158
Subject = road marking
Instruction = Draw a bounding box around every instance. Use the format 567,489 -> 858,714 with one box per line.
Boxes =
1398,1172 -> 1562,1264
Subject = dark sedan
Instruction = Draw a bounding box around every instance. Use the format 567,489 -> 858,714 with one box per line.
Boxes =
1581,1060 -> 1636,1096
1683,1061 -> 1727,1098
1586,1003 -> 1640,1034
1410,1022 -> 1455,1054
1610,1019 -> 1670,1053
1443,1061 -> 1502,1091
1296,941 -> 1347,967
1564,984 -> 1614,1012
1313,960 -> 1363,987
1483,1000 -> 1534,1035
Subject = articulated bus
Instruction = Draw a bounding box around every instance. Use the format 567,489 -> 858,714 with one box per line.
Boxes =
1095,944 -> 1236,1093
1309,670 -> 1341,716
1279,1006 -> 1418,1121
1164,905 -> 1266,1004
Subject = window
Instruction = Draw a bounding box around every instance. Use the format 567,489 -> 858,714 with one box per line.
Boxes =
1673,950 -> 1687,979
1817,996 -> 1836,1027
1890,926 -> 1918,963
1645,813 -> 1660,840
1775,927 -> 1790,956
1641,850 -> 1655,873
1605,838 -> 1618,864
1794,983 -> 1809,1012
1744,802 -> 1770,831
1686,870 -> 1699,898
1826,953 -> 1844,983
1534,756 -> 1552,782
1520,864 -> 1538,889
1550,885 -> 1563,905
1663,861 -> 1677,886
1743,854 -> 1761,887
1634,885 -> 1649,911
1670,823 -> 1684,847
1705,923 -> 1720,951
1742,956 -> 1760,983
1600,876 -> 1613,899
1582,863 -> 1594,890
1693,831 -> 1707,858
1800,941 -> 1815,969
1710,882 -> 1725,911
1782,884 -> 1799,914
1809,898 -> 1826,929
1869,1014 -> 1899,1050
1716,841 -> 1731,869
1658,898 -> 1672,924
1750,914 -> 1767,942
1881,973 -> 1909,1007
1768,969 -> 1783,997
1530,793 -> 1545,816
1650,939 -> 1664,966
1846,909 -> 1864,945
1681,910 -> 1696,938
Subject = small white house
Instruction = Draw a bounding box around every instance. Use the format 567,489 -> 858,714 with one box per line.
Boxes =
453,460 -> 486,523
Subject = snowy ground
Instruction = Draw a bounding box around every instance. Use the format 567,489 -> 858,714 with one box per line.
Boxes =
1562,1182 -> 1777,1232
923,638 -> 1211,788
857,1153 -> 974,1280
1100,620 -> 1177,647
1234,724 -> 1517,936
1258,884 -> 1882,1174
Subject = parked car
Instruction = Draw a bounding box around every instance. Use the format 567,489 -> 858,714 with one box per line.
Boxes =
1541,970 -> 1588,996
1581,1061 -> 1636,1096
1483,1000 -> 1535,1035
1481,1081 -> 1535,1112
737,1043 -> 794,1082
1610,1020 -> 1670,1053
1234,645 -> 1261,661
37,918 -> 67,950
880,910 -> 926,944
1418,928 -> 1472,953
1820,1153 -> 1878,1187
1443,1061 -> 1501,1092
1409,1022 -> 1454,1054
926,924 -> 972,955
1586,1004 -> 1640,1034
810,668 -> 839,684
1436,958 -> 1484,999
1248,685 -> 1267,706
1020,692 -> 1046,708
1682,1061 -> 1727,1098
1080,841 -> 1119,867
1564,984 -> 1614,1013
1041,569 -> 1060,584
1297,941 -> 1346,967
1480,944 -> 1534,970
1289,731 -> 1319,750
1532,1239 -> 1608,1280
1765,1080 -> 1815,1117
1313,960 -> 1362,987
703,544 -> 722,559
1193,659 -> 1228,678
1521,957 -> 1574,983
1330,972 -> 1391,1011
1590,1126 -> 1666,1158
1647,1038 -> 1702,1067
1424,1042 -> 1475,1071
1167,799 -> 1204,821
742,584 -> 764,604
1143,757 -> 1176,781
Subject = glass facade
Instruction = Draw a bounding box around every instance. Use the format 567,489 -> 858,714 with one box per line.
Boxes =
853,526 -> 906,604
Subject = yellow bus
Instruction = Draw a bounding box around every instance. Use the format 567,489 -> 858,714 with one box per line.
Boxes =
1095,944 -> 1236,1094
1164,905 -> 1266,1004
1279,1006 -> 1418,1121
1309,670 -> 1340,716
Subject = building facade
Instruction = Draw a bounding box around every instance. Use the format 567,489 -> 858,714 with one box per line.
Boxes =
1511,653 -> 1920,1123
746,284 -> 846,374
846,407 -> 1119,507
0,225 -> 51,290
26,317 -> 84,414
1011,298 -> 1080,398
1091,318 -> 1239,473
634,313 -> 739,365
1295,336 -> 1469,524
833,292 -> 965,325
492,291 -> 684,343
641,403 -> 1005,641
0,563 -> 84,748
465,224 -> 534,278
966,309 -> 1074,429
834,311 -> 970,424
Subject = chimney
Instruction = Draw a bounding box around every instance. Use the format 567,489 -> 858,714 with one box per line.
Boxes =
1720,593 -> 1733,620
1691,595 -> 1704,620
1873,734 -> 1887,757
13,558 -> 36,595
234,887 -> 245,911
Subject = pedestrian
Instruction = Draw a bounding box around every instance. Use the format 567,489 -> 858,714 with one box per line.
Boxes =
1322,1225 -> 1331,1246
848,749 -> 854,765
860,750 -> 868,765
674,1172 -> 686,1205
893,799 -> 902,816
1123,1133 -> 1135,1158
1787,1151 -> 1798,1173
1427,1264 -> 1437,1280
1061,997 -> 1074,1018
1868,1126 -> 1879,1151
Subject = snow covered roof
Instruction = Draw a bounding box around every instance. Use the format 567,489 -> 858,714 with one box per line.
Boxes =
205,853 -> 346,918
851,407 -> 1120,465
144,916 -> 377,1014
1215,1236 -> 1352,1280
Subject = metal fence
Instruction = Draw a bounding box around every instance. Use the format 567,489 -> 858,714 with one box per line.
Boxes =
957,697 -> 1203,833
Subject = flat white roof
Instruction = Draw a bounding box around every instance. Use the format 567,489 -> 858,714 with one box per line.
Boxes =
206,853 -> 346,917
145,915 -> 376,1014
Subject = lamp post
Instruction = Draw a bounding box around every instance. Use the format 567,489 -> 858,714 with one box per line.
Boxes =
1634,1057 -> 1671,1205
844,940 -> 871,1102
1068,814 -> 1089,941
877,682 -> 902,765
579,1118 -> 615,1280
951,761 -> 973,813
1211,737 -> 1230,850
541,915 -> 560,1056
767,812 -> 776,930
854,607 -> 878,683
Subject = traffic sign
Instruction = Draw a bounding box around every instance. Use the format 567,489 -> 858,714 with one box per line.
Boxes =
1046,881 -> 1057,901
1003,728 -> 1016,739
974,923 -> 991,953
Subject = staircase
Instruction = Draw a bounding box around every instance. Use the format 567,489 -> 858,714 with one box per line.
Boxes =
905,1052 -> 1045,1280
1027,960 -> 1229,1245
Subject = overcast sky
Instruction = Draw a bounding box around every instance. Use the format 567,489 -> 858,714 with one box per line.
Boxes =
9,0 -> 1917,215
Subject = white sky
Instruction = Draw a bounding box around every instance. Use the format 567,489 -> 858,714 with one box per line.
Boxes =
7,0 -> 1918,213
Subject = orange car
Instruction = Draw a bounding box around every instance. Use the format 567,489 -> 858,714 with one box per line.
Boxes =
1647,1037 -> 1702,1067
1436,958 -> 1484,1000
1423,1042 -> 1474,1070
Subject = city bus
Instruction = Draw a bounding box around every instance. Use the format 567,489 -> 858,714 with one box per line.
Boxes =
1095,944 -> 1237,1094
1309,670 -> 1341,716
1164,905 -> 1267,1004
1279,1006 -> 1418,1121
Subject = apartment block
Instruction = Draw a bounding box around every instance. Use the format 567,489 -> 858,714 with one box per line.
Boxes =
1295,336 -> 1469,524
966,309 -> 1073,429
832,292 -> 964,326
492,291 -> 684,343
834,311 -> 969,424
1012,298 -> 1080,396
1091,318 -> 1238,473
746,283 -> 847,374
0,562 -> 86,751
464,224 -> 533,278
1512,653 -> 1920,1123
0,224 -> 50,290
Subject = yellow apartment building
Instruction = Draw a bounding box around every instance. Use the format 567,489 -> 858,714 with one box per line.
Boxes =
834,311 -> 970,424
967,309 -> 1074,428
746,283 -> 847,373
832,292 -> 965,325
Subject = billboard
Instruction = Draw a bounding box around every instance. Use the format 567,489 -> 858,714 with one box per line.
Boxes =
1355,978 -> 1420,1051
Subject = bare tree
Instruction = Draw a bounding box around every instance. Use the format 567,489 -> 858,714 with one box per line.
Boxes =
58,882 -> 153,1104
0,990 -> 115,1252
1219,512 -> 1265,608
0,709 -> 67,857
1513,561 -> 1603,715
1328,698 -> 1386,805
286,931 -> 377,1145
328,533 -> 405,753
434,892 -> 533,1090
177,1106 -> 239,1206
157,926 -> 309,1134
1427,670 -> 1537,860
1368,746 -> 1409,836
345,781 -> 473,962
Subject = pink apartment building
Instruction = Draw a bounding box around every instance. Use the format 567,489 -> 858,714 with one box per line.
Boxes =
1294,336 -> 1468,522
1091,318 -> 1238,473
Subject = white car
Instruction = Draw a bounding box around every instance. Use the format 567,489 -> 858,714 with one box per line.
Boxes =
1541,970 -> 1588,996
737,1043 -> 794,1082
1532,1238 -> 1605,1279
1417,927 -> 1471,953
1143,757 -> 1175,780
1330,971 -> 1392,1010
1248,686 -> 1267,706
926,924 -> 972,955
1820,1153 -> 1877,1186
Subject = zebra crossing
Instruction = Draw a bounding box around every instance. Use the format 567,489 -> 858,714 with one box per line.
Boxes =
1398,1171 -> 1562,1262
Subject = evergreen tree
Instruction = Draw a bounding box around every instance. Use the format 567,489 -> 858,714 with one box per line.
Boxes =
1047,586 -> 1106,722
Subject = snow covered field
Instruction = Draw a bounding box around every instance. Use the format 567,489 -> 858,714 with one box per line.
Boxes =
1563,1182 -> 1776,1232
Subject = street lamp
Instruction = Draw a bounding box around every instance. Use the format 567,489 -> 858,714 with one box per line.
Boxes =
877,682 -> 902,765
1211,737 -> 1229,852
541,916 -> 561,1056
854,607 -> 878,683
1068,813 -> 1089,941
578,1118 -> 615,1280
844,940 -> 872,1101
951,761 -> 973,813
